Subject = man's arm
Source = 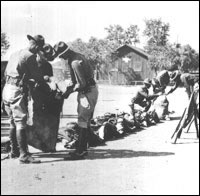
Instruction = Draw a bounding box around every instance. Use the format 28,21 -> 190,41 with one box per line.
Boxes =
71,60 -> 87,91
138,87 -> 148,98
166,82 -> 179,95
147,94 -> 160,100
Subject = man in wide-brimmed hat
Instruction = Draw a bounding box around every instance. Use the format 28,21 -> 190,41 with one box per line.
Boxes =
2,34 -> 46,164
167,70 -> 199,98
53,41 -> 98,160
36,43 -> 55,77
29,43 -> 57,106
151,70 -> 172,94
129,78 -> 161,126
131,78 -> 155,112
27,34 -> 45,49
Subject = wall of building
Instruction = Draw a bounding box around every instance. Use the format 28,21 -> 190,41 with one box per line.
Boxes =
109,51 -> 153,85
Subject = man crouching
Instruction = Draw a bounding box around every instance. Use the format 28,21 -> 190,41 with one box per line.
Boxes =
129,78 -> 160,127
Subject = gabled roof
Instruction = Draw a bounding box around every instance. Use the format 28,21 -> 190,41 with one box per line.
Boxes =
115,44 -> 149,59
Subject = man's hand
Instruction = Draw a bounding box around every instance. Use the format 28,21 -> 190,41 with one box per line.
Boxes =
43,75 -> 50,82
55,92 -> 63,100
47,81 -> 57,91
166,88 -> 173,95
62,86 -> 74,99
73,84 -> 81,92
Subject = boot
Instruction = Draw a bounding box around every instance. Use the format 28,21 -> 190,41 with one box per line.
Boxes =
67,127 -> 88,160
17,128 -> 41,164
76,127 -> 88,154
9,127 -> 20,158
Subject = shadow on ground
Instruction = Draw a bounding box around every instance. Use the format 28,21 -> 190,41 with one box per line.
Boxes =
170,116 -> 182,121
33,149 -> 175,163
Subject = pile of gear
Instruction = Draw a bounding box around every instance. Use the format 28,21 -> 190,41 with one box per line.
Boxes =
58,109 -> 161,149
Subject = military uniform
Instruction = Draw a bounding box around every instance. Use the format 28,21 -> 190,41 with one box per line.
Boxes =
68,52 -> 98,129
131,86 -> 151,112
54,41 -> 99,158
152,70 -> 170,93
2,48 -> 44,160
130,79 -> 160,126
37,58 -> 53,77
168,72 -> 199,98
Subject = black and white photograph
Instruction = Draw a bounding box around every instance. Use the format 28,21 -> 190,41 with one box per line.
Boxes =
1,1 -> 199,195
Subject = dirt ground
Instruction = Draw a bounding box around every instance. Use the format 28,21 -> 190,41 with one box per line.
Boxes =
1,85 -> 199,195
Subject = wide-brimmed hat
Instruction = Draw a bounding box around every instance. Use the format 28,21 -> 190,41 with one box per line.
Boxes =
170,70 -> 181,81
143,78 -> 152,86
53,41 -> 70,58
27,34 -> 45,48
151,78 -> 159,86
42,43 -> 55,61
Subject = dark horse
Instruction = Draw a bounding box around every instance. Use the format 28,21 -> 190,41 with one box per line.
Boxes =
26,80 -> 67,152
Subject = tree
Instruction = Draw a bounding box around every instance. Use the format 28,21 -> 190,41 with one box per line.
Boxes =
144,44 -> 175,75
171,44 -> 199,72
69,38 -> 88,56
143,18 -> 173,75
105,24 -> 140,46
143,18 -> 170,46
105,25 -> 125,46
125,25 -> 140,45
1,30 -> 10,57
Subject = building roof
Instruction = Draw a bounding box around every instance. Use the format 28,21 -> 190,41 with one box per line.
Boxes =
115,44 -> 149,59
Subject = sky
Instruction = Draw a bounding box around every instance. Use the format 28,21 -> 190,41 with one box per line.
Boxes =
1,1 -> 199,60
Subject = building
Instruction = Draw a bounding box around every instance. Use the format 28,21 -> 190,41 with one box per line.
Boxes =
109,44 -> 154,85
51,59 -> 71,81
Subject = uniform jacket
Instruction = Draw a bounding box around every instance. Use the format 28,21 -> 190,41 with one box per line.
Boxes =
5,48 -> 44,83
68,52 -> 94,90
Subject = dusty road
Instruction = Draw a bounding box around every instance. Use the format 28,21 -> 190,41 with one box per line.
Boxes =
1,85 -> 199,195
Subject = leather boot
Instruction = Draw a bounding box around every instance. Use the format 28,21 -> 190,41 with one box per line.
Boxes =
77,127 -> 88,154
16,128 -> 28,157
17,128 -> 41,164
67,127 -> 88,160
9,127 -> 20,158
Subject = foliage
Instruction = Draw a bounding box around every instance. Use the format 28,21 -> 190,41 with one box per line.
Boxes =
105,24 -> 140,46
144,44 -> 176,75
143,18 -> 170,46
143,18 -> 175,75
68,19 -> 199,79
171,44 -> 199,72
1,30 -> 10,57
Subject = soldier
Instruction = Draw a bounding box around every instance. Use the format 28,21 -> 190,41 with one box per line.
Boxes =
2,34 -> 47,164
37,43 -> 55,77
130,78 -> 160,126
54,41 -> 99,159
151,70 -> 171,94
167,70 -> 199,98
29,43 -> 57,115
